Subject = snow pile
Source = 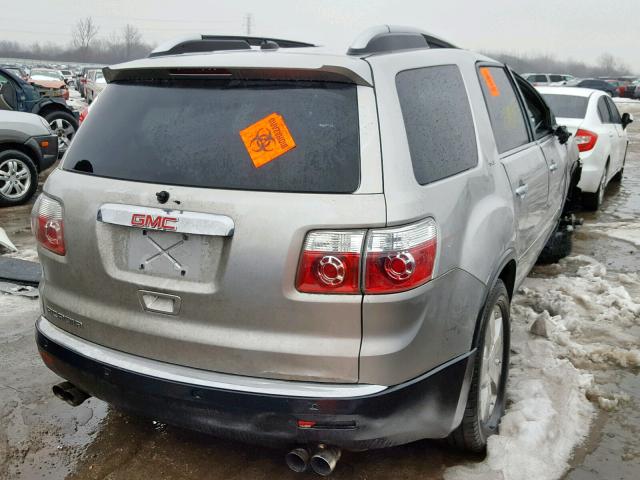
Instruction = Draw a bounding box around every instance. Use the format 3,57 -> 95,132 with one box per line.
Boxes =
445,256 -> 640,480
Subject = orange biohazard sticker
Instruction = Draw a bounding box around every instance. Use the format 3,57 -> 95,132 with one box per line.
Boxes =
480,67 -> 500,97
239,113 -> 297,168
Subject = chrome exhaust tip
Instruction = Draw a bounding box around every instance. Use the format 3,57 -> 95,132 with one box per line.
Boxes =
285,447 -> 311,473
310,444 -> 342,476
52,381 -> 90,407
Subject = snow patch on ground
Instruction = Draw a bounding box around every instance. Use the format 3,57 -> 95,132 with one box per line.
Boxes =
3,247 -> 39,262
585,222 -> 640,248
444,256 -> 640,480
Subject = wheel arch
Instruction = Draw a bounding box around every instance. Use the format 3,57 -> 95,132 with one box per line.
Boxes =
470,250 -> 516,349
37,102 -> 69,117
0,141 -> 41,170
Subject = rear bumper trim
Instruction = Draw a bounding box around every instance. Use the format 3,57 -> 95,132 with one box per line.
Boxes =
36,316 -> 386,398
37,316 -> 476,449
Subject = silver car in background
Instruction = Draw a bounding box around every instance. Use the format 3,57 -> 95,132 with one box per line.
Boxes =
84,69 -> 106,103
33,26 -> 580,475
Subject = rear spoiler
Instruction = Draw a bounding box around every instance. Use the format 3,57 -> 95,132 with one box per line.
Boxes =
149,35 -> 315,57
103,65 -> 372,87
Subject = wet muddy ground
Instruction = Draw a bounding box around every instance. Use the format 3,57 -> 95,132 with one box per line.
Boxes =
1,101 -> 639,480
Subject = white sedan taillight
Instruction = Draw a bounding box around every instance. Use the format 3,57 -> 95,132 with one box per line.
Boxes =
31,195 -> 66,255
575,129 -> 598,152
296,219 -> 437,295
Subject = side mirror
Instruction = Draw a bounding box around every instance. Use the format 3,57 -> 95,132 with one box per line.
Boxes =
554,125 -> 571,145
622,112 -> 634,129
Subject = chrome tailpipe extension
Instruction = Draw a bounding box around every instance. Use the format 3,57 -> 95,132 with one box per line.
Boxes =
52,381 -> 90,407
285,447 -> 311,473
286,444 -> 342,475
310,444 -> 342,476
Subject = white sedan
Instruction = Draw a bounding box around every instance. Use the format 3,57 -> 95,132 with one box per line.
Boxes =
537,86 -> 633,210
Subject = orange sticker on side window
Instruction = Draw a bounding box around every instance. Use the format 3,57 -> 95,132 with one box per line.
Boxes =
239,113 -> 296,168
480,67 -> 500,97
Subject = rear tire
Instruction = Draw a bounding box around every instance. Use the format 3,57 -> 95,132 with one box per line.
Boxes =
448,279 -> 510,453
583,165 -> 608,211
0,150 -> 38,207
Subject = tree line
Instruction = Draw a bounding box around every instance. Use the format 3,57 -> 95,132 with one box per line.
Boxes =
0,17 -> 154,65
0,17 -> 635,76
483,51 -> 634,77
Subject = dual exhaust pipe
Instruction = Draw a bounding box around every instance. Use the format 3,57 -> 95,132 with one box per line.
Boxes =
53,381 -> 342,475
286,444 -> 342,476
52,381 -> 90,407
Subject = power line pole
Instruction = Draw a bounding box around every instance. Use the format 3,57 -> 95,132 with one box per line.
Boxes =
244,13 -> 253,36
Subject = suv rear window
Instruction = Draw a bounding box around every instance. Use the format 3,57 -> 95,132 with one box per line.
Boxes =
63,80 -> 361,193
540,94 -> 589,119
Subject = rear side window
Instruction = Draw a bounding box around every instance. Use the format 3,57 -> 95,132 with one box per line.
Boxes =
396,65 -> 478,185
605,97 -> 622,123
541,94 -> 589,119
597,97 -> 611,122
549,75 -> 563,82
478,67 -> 530,154
64,80 -> 360,193
531,75 -> 547,83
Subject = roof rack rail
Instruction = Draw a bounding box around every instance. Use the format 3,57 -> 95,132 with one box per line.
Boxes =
347,25 -> 456,56
149,35 -> 315,58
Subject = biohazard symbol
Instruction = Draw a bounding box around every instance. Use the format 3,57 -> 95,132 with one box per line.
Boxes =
240,113 -> 297,168
250,128 -> 275,153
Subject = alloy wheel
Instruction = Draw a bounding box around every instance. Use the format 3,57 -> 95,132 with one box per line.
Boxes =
49,118 -> 75,154
0,158 -> 32,200
479,304 -> 504,423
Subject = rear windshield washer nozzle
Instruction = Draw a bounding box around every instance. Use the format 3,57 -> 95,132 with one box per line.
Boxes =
156,191 -> 170,204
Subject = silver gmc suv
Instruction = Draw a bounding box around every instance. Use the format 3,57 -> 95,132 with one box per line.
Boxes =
33,26 -> 580,475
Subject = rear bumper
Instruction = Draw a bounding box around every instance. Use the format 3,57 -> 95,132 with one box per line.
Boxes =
36,316 -> 475,450
577,149 -> 606,193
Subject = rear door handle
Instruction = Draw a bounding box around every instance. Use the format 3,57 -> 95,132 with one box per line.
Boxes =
515,183 -> 528,199
549,162 -> 558,172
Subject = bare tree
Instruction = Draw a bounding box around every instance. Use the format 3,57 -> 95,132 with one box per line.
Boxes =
72,17 -> 99,59
122,24 -> 142,60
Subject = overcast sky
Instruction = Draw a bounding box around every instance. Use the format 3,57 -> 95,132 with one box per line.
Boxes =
2,0 -> 638,71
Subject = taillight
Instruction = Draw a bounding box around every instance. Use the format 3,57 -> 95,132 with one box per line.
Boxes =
296,218 -> 438,295
31,195 -> 65,255
296,231 -> 365,294
79,106 -> 89,124
364,218 -> 437,294
575,129 -> 598,152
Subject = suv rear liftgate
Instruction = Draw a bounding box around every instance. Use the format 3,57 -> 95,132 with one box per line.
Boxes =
36,65 -> 386,384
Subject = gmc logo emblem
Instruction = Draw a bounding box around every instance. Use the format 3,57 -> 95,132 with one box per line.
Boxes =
131,214 -> 178,231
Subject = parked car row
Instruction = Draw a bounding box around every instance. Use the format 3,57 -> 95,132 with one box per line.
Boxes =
0,67 -> 78,175
525,72 -> 640,98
